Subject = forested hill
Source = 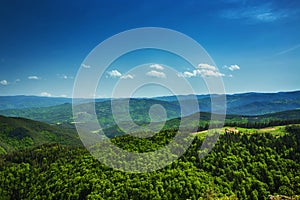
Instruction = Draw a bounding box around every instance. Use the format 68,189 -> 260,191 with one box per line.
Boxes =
0,115 -> 80,154
1,107 -> 299,156
0,125 -> 299,199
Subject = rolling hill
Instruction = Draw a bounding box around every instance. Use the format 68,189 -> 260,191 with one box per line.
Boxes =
0,115 -> 80,154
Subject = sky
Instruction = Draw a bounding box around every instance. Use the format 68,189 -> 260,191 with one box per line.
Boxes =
0,0 -> 299,97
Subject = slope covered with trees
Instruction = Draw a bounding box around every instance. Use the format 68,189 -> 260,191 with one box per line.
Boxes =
0,115 -> 80,154
0,125 -> 299,199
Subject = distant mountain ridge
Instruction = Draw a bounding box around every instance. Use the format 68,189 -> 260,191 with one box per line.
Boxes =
0,95 -> 109,110
1,90 -> 300,111
0,99 -> 181,127
0,91 -> 299,125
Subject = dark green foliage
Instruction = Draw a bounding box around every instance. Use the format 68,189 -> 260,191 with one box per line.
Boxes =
0,125 -> 299,199
8,127 -> 30,139
0,115 -> 81,153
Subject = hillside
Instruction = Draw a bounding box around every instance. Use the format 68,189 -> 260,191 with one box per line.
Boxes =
0,115 -> 80,154
1,108 -> 300,153
0,125 -> 299,199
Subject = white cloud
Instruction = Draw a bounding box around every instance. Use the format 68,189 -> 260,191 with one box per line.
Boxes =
197,63 -> 217,71
198,69 -> 225,77
28,76 -> 40,80
183,71 -> 196,78
60,94 -> 67,97
178,63 -> 225,78
81,63 -> 91,69
106,70 -> 134,79
40,92 -> 52,97
150,64 -> 164,70
146,70 -> 166,78
227,64 -> 240,71
0,80 -> 8,85
121,74 -> 134,79
15,78 -> 21,83
177,73 -> 184,78
107,70 -> 122,78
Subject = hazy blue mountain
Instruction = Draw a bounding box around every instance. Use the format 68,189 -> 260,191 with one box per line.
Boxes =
0,99 -> 181,127
0,91 -> 300,125
225,91 -> 300,114
153,94 -> 211,102
180,90 -> 300,115
0,95 -> 109,110
0,96 -> 71,110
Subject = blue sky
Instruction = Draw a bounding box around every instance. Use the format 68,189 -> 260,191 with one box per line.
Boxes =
0,0 -> 299,97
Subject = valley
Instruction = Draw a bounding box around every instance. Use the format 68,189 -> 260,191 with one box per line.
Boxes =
0,91 -> 300,199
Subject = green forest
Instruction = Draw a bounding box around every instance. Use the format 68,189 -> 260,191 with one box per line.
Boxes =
1,123 -> 300,199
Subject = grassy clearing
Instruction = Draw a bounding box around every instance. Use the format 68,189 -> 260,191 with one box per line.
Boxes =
194,124 -> 300,137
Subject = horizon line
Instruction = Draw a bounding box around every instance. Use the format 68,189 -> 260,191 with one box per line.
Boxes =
0,89 -> 300,99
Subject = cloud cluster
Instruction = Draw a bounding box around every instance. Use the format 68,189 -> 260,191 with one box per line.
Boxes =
150,64 -> 164,70
107,70 -> 134,79
0,80 -> 8,85
107,70 -> 122,78
0,79 -> 21,86
106,63 -> 233,80
107,64 -> 167,79
146,70 -> 166,78
28,76 -> 40,80
81,63 -> 91,69
197,63 -> 225,77
224,64 -> 240,71
120,74 -> 134,79
178,63 -> 225,78
145,64 -> 167,78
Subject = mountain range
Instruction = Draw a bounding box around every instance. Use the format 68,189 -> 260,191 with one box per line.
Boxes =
0,91 -> 299,126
